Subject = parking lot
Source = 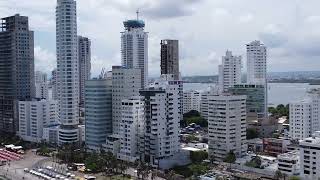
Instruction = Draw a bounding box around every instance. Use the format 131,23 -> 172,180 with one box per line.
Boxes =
0,150 -> 49,180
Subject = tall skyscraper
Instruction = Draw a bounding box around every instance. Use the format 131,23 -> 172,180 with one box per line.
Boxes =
218,51 -> 242,92
0,14 -> 35,133
208,94 -> 247,161
246,40 -> 267,85
56,0 -> 79,144
35,71 -> 49,100
112,66 -> 142,135
121,16 -> 148,88
160,39 -> 179,80
85,78 -> 112,151
78,36 -> 91,107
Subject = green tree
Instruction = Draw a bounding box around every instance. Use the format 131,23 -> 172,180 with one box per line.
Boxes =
184,110 -> 201,118
182,110 -> 208,127
269,104 -> 289,117
37,144 -> 52,156
274,170 -> 284,180
185,116 -> 208,127
223,151 -> 236,163
190,151 -> 208,164
245,156 -> 262,168
289,176 -> 300,180
246,128 -> 259,139
186,135 -> 199,143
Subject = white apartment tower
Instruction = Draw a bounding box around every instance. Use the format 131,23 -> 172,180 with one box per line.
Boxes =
208,94 -> 247,161
246,40 -> 267,85
290,89 -> 320,140
183,90 -> 201,113
35,71 -> 49,100
118,97 -> 145,162
18,99 -> 58,143
56,0 -> 80,144
139,75 -> 182,166
78,36 -> 91,107
218,51 -> 242,92
121,17 -> 148,88
112,66 -> 142,135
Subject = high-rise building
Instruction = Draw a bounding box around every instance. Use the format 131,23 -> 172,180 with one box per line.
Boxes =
218,51 -> 242,92
208,94 -> 247,161
112,66 -> 142,135
299,131 -> 320,179
118,97 -> 145,162
183,90 -> 201,113
229,84 -> 267,123
160,39 -> 179,80
35,71 -> 49,100
85,78 -> 112,151
246,40 -> 267,85
78,36 -> 91,107
139,75 -> 182,166
121,17 -> 148,88
56,0 -> 80,144
50,69 -> 58,100
289,89 -> 320,140
18,99 -> 58,143
200,88 -> 220,121
0,14 -> 35,133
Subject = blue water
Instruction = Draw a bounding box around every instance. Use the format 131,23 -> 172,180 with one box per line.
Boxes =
183,83 -> 320,106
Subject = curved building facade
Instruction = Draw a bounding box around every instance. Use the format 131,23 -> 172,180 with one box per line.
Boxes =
56,0 -> 79,144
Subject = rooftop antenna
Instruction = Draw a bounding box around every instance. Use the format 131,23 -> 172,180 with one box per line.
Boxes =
136,9 -> 139,20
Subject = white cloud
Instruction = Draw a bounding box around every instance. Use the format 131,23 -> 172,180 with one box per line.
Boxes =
34,46 -> 56,73
2,0 -> 320,76
238,14 -> 254,24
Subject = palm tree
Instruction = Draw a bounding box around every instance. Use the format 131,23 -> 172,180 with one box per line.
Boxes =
119,160 -> 128,179
274,170 -> 284,180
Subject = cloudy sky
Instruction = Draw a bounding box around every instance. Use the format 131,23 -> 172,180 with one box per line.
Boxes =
1,0 -> 320,77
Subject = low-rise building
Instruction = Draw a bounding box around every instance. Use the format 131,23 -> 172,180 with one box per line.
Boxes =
43,125 -> 60,144
18,99 -> 58,143
263,138 -> 285,156
299,131 -> 320,180
247,138 -> 263,153
103,135 -> 121,156
277,151 -> 300,176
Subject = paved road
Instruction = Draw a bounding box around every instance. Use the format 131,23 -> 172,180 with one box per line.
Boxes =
0,150 -> 49,180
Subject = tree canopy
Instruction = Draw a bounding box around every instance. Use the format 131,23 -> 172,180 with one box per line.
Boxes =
182,110 -> 208,127
190,151 -> 208,163
268,104 -> 289,117
246,128 -> 259,139
223,151 -> 236,163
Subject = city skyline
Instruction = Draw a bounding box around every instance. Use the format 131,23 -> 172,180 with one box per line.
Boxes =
1,0 -> 320,77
